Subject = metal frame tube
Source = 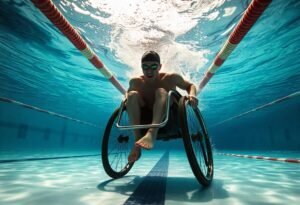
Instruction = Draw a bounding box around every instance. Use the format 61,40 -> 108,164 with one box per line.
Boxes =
116,90 -> 179,130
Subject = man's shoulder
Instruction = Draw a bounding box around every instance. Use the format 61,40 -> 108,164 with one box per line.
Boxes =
130,76 -> 143,81
129,76 -> 143,85
162,72 -> 181,80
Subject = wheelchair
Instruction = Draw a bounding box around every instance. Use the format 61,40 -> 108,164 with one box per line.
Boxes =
101,90 -> 214,186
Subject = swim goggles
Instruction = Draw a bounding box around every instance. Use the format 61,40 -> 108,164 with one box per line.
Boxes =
142,63 -> 159,70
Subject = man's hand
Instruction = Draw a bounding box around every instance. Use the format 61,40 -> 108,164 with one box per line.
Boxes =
187,95 -> 198,108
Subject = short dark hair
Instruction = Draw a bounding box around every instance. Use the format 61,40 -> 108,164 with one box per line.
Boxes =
141,51 -> 160,64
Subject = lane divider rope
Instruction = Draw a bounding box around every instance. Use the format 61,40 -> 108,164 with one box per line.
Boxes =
31,0 -> 126,95
210,91 -> 300,127
0,154 -> 100,164
217,153 -> 300,164
197,0 -> 272,93
0,97 -> 100,128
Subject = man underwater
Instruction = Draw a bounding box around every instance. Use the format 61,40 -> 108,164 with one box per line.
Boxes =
126,51 -> 198,163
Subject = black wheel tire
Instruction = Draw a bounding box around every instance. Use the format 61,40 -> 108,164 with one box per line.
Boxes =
179,96 -> 214,186
102,108 -> 134,179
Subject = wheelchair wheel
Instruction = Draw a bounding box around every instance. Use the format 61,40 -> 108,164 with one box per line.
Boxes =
102,107 -> 134,178
179,96 -> 214,186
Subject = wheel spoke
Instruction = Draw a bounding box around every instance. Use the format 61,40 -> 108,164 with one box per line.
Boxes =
107,117 -> 132,171
200,138 -> 208,167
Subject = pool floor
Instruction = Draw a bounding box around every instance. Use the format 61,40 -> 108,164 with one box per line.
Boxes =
0,150 -> 299,205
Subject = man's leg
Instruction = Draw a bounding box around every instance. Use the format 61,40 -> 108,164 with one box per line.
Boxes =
136,88 -> 168,149
126,91 -> 144,162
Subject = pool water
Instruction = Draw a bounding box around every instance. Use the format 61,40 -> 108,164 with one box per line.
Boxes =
0,0 -> 300,204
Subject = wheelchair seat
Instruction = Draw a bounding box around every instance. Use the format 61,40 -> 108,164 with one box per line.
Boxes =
137,92 -> 181,141
156,103 -> 181,141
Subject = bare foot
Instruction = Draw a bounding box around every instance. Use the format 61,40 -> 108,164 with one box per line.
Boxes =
135,132 -> 155,150
128,145 -> 141,163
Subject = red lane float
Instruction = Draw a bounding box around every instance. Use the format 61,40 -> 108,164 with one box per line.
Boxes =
218,153 -> 300,164
31,0 -> 126,95
198,0 -> 272,92
0,97 -> 99,128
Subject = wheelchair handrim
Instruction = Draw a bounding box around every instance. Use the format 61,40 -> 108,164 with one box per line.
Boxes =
179,97 -> 214,186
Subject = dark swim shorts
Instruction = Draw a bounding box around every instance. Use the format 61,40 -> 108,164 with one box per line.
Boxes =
140,100 -> 179,125
140,107 -> 153,125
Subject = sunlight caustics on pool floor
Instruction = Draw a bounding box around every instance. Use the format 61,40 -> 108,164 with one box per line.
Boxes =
0,150 -> 299,205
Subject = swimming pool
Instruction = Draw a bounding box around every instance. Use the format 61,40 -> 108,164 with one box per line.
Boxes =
0,0 -> 299,204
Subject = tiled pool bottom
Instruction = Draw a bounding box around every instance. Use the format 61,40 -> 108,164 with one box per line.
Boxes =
0,150 -> 299,205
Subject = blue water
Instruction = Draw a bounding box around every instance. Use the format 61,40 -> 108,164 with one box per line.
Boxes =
0,0 -> 300,204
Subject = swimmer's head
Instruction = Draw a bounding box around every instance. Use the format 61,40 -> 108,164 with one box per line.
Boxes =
141,51 -> 161,79
141,51 -> 160,64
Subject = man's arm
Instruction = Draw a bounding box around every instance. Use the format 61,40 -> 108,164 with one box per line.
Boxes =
186,83 -> 197,97
171,73 -> 198,107
170,73 -> 196,95
126,78 -> 140,98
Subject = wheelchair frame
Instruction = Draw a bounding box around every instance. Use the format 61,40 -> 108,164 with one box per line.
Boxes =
116,90 -> 180,130
101,90 -> 214,186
